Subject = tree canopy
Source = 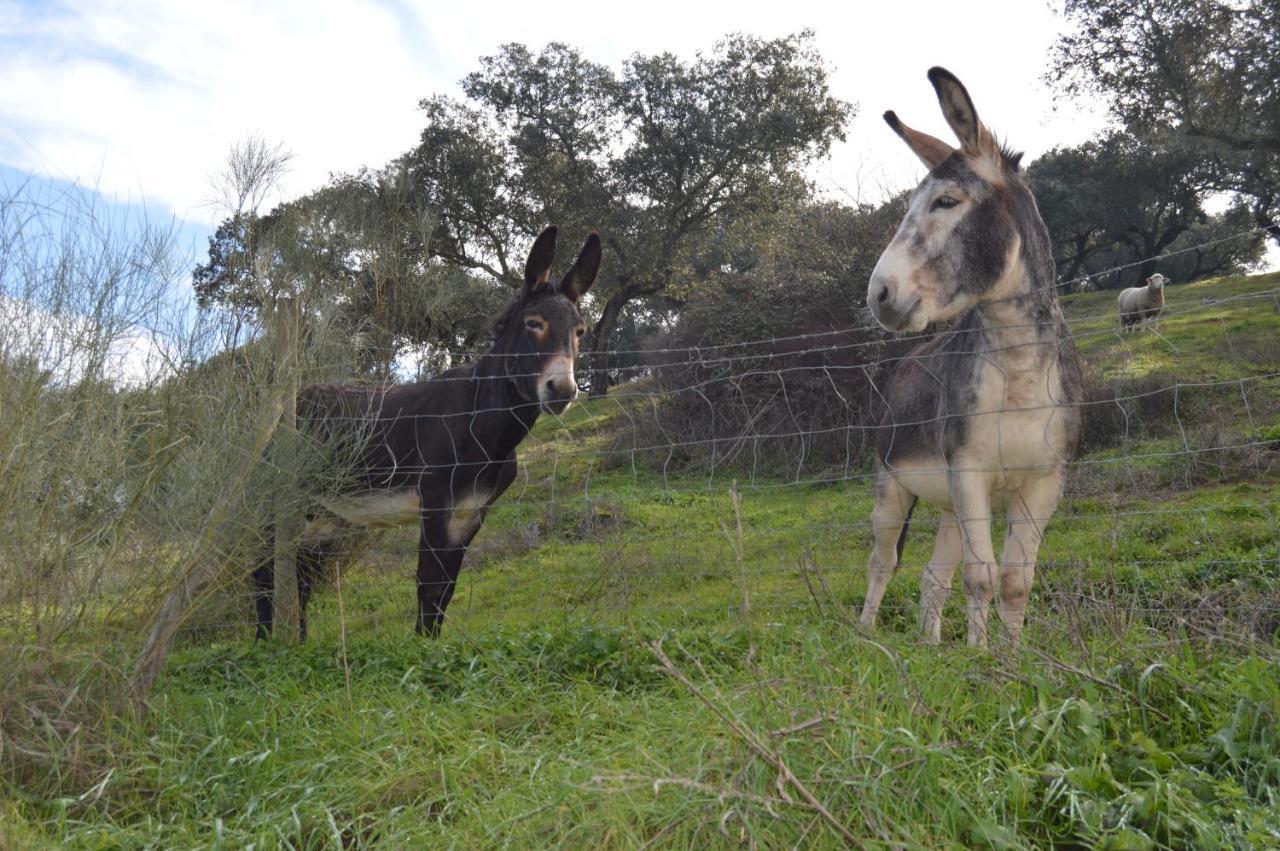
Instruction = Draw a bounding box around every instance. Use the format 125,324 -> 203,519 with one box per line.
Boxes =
1027,131 -> 1264,288
191,23 -> 1271,388
406,32 -> 852,391
1052,0 -> 1280,243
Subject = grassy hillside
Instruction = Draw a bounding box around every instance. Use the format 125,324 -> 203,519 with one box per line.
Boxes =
1064,271 -> 1280,383
4,272 -> 1279,848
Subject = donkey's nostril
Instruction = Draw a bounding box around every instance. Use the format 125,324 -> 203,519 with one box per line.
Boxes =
876,285 -> 890,303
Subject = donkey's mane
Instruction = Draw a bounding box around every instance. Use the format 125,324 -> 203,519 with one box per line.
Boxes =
488,293 -> 527,343
999,142 -> 1024,171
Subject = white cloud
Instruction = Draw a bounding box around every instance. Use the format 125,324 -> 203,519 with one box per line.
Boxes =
0,293 -> 182,386
0,0 -> 446,223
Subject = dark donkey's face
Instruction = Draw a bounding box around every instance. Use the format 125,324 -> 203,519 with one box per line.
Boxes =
869,68 -> 1028,332
495,226 -> 601,414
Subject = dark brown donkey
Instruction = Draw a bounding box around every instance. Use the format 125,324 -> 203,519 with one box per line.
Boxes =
253,225 -> 600,639
858,68 -> 1083,647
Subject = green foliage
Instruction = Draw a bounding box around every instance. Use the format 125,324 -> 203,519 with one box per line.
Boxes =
1160,202 -> 1269,282
193,168 -> 510,377
1025,131 -> 1256,288
1053,0 -> 1279,156
191,34 -> 853,390
1052,0 -> 1280,246
394,34 -> 851,390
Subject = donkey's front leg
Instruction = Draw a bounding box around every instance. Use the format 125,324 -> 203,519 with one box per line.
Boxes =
997,471 -> 1063,647
919,510 -> 962,644
415,513 -> 467,637
859,473 -> 914,629
951,469 -> 998,648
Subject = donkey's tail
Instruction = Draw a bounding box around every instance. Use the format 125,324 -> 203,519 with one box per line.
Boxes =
896,496 -> 918,564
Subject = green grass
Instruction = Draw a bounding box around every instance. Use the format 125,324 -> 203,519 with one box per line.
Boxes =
7,612 -> 1279,847
4,272 -> 1280,848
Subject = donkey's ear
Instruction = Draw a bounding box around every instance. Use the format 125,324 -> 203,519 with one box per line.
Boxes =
524,225 -> 558,294
559,231 -> 601,302
884,111 -> 954,170
927,67 -> 997,158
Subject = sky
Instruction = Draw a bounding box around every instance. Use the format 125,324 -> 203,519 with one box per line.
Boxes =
0,0 -> 1273,301
0,0 -> 1113,228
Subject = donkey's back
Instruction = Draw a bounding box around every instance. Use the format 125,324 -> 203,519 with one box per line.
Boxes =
297,366 -> 482,486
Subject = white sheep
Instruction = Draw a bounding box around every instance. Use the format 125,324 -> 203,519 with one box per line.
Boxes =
1118,273 -> 1167,332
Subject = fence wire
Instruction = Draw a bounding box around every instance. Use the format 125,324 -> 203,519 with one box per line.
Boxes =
1,216 -> 1277,667
152,248 -> 1279,647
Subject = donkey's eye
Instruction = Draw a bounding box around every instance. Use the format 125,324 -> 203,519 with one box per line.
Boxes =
524,318 -> 545,332
575,327 -> 586,338
931,195 -> 960,211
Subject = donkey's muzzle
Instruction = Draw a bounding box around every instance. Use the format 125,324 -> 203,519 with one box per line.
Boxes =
868,276 -> 922,332
540,388 -> 577,416
537,354 -> 578,414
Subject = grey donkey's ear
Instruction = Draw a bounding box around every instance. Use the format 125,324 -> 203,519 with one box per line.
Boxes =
883,110 -> 954,170
524,225 -> 559,295
559,231 -> 601,303
927,66 -> 999,159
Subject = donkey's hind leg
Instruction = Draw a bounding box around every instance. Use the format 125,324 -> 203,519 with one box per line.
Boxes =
997,471 -> 1063,646
859,473 -> 915,629
296,542 -> 331,643
252,541 -> 330,642
919,510 -> 962,644
252,559 -> 274,640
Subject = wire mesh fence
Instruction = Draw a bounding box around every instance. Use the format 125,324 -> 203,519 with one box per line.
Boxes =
146,244 -> 1280,652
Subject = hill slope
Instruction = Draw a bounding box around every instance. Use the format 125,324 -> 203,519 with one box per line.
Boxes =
6,272 -> 1279,848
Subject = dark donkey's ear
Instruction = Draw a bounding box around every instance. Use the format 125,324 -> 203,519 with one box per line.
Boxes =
927,67 -> 998,159
524,225 -> 558,295
884,110 -> 954,170
558,231 -> 601,303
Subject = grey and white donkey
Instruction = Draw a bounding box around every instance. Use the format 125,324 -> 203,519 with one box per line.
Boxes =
858,68 -> 1084,647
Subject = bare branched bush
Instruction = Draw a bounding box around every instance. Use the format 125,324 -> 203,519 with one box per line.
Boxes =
0,175 -> 368,798
208,134 -> 294,218
605,197 -> 909,478
620,317 -> 916,478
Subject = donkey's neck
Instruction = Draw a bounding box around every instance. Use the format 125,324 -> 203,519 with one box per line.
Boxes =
974,254 -> 1063,360
467,353 -> 541,460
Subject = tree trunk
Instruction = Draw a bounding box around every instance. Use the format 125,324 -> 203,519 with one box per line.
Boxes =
1062,234 -> 1090,291
1255,206 -> 1280,248
587,287 -> 633,398
1136,225 -> 1188,283
1137,250 -> 1159,284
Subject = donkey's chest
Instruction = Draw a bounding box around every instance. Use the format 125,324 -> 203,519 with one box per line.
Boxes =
962,357 -> 1069,480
